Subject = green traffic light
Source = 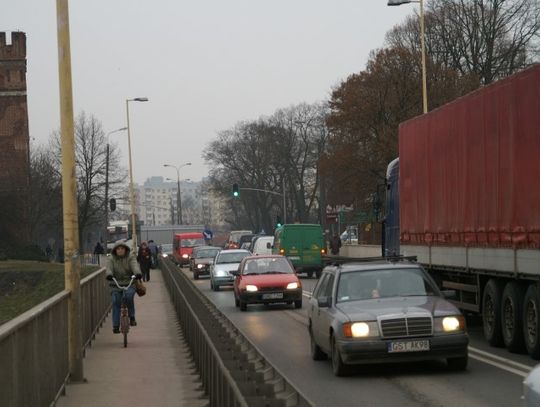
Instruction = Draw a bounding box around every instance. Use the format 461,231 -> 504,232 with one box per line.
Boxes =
233,191 -> 239,197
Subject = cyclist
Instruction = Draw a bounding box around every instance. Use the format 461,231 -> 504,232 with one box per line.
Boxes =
106,241 -> 143,333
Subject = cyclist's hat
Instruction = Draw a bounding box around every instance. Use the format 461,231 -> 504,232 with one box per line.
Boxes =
112,241 -> 131,256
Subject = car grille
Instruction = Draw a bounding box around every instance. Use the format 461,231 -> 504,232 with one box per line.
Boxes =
379,316 -> 432,338
259,286 -> 285,292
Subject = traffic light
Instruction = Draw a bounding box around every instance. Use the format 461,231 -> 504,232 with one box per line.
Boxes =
276,215 -> 282,228
109,198 -> 116,211
233,183 -> 239,197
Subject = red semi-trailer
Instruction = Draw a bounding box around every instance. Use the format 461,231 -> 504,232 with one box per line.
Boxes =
394,64 -> 540,358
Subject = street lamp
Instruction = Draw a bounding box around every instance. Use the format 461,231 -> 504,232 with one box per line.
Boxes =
163,162 -> 192,225
126,97 -> 149,250
104,127 -> 127,242
388,0 -> 428,114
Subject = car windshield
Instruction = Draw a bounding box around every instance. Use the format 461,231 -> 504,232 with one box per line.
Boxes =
182,238 -> 205,247
216,252 -> 249,264
243,257 -> 294,275
161,244 -> 173,253
336,268 -> 438,302
196,249 -> 220,259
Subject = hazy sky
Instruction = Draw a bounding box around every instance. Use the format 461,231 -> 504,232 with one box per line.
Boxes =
2,1 -> 413,183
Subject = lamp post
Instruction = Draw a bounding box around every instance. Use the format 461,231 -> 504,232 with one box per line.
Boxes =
56,0 -> 83,381
163,162 -> 191,225
126,97 -> 148,250
388,0 -> 428,114
104,127 -> 127,243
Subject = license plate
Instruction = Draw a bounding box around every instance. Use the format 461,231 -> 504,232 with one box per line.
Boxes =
288,256 -> 300,261
262,293 -> 284,300
387,340 -> 430,353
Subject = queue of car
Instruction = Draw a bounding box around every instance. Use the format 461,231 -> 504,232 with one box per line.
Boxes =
169,228 -> 471,379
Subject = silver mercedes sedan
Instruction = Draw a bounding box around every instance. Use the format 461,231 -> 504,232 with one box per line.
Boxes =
308,260 -> 469,376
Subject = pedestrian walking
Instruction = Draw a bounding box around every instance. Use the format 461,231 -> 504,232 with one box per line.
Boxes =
45,244 -> 52,262
137,241 -> 152,282
330,233 -> 342,256
148,240 -> 158,268
94,241 -> 105,265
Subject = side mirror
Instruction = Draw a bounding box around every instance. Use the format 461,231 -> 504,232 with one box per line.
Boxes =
441,289 -> 456,299
317,296 -> 331,308
266,242 -> 272,249
231,269 -> 240,276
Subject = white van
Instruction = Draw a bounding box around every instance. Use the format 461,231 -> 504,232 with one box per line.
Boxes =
251,236 -> 274,255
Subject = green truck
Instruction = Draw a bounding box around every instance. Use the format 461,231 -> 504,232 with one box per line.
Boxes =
273,224 -> 326,278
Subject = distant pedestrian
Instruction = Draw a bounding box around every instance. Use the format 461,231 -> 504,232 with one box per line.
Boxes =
330,233 -> 342,256
137,241 -> 152,282
94,241 -> 105,255
45,244 -> 52,262
94,242 -> 105,265
148,240 -> 158,268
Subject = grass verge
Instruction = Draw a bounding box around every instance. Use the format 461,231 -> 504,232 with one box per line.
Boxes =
0,260 -> 99,326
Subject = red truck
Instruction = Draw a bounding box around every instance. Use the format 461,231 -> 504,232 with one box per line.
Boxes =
386,65 -> 540,358
173,232 -> 205,266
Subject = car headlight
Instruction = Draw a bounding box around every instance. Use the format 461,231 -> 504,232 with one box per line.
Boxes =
215,270 -> 227,277
182,254 -> 189,259
286,282 -> 299,290
435,315 -> 466,333
197,264 -> 204,269
343,321 -> 379,338
246,285 -> 258,292
162,253 -> 168,258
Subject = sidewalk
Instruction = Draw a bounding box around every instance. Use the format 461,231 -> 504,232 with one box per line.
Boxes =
56,269 -> 208,407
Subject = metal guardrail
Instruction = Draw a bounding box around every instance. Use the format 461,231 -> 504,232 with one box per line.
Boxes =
161,259 -> 315,407
0,267 -> 110,407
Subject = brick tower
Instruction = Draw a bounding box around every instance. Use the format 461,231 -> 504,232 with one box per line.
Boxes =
0,32 -> 30,244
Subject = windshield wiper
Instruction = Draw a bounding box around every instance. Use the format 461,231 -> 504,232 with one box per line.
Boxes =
243,272 -> 260,275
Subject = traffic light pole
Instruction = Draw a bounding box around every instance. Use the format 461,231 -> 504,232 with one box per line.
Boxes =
237,184 -> 286,225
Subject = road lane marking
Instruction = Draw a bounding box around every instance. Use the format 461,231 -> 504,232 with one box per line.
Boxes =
468,353 -> 528,377
187,273 -> 533,378
468,346 -> 534,372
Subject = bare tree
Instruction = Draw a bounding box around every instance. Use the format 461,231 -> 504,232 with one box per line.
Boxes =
50,112 -> 127,250
387,0 -> 540,84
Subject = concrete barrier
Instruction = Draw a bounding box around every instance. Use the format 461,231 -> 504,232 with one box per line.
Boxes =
339,244 -> 382,258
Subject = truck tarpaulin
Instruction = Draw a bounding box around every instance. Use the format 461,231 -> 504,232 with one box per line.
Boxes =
399,65 -> 540,249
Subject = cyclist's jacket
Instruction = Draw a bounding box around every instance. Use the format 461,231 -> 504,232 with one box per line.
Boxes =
106,241 -> 142,289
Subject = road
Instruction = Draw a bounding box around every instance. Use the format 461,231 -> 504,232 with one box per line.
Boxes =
178,266 -> 532,407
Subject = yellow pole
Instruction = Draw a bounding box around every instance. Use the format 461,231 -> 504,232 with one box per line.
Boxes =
420,0 -> 428,114
126,99 -> 138,251
56,0 -> 83,381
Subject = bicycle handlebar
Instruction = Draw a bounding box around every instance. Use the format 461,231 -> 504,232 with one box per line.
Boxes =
112,275 -> 136,290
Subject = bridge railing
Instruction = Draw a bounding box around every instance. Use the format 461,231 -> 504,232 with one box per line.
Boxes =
0,267 -> 110,407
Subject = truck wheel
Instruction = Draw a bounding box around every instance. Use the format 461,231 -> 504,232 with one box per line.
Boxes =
501,282 -> 526,352
482,279 -> 504,346
523,285 -> 540,359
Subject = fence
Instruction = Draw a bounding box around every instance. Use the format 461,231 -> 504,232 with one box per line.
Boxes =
0,267 -> 110,407
161,259 -> 314,407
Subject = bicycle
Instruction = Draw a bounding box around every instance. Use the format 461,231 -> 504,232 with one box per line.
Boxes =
112,275 -> 136,348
